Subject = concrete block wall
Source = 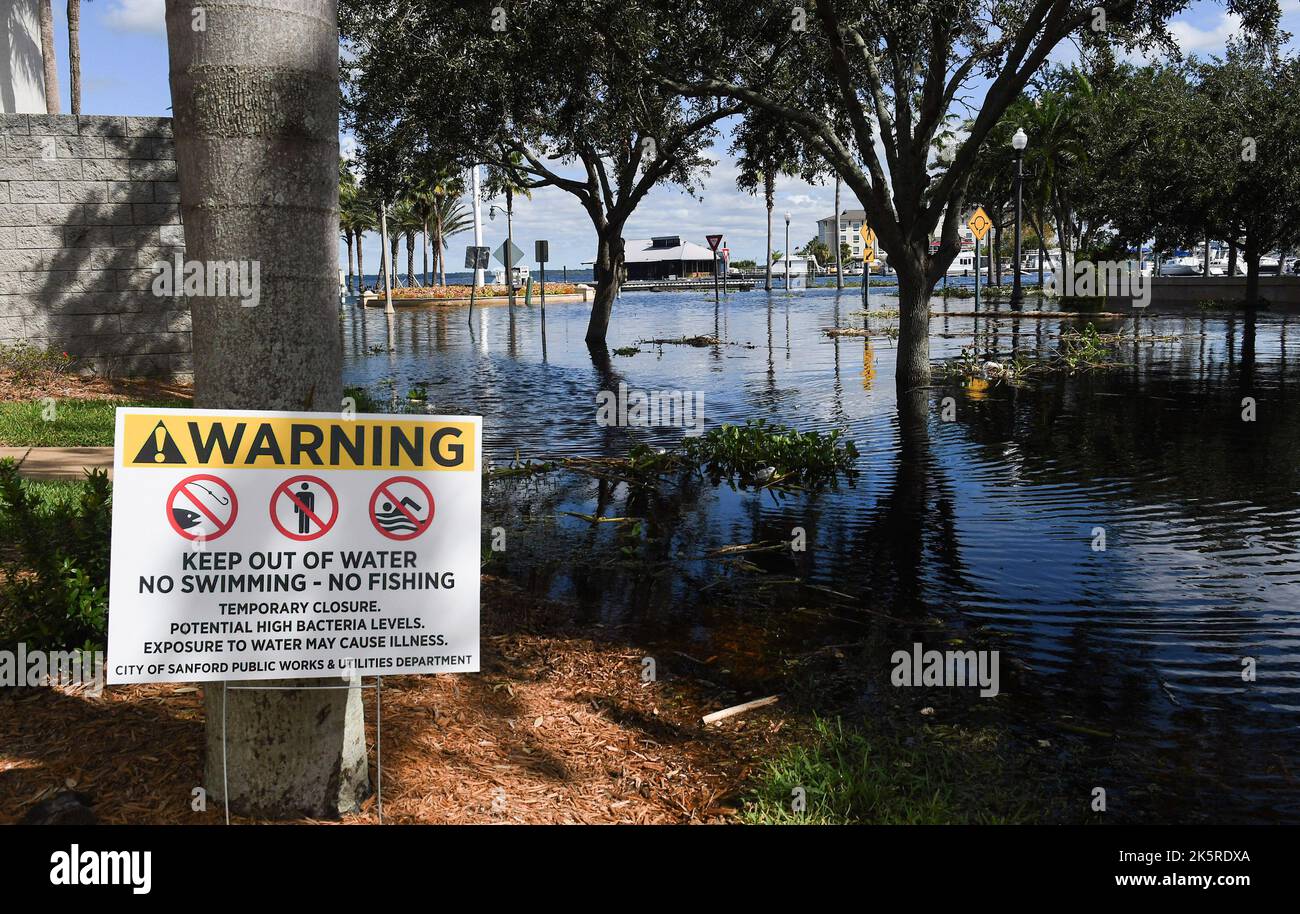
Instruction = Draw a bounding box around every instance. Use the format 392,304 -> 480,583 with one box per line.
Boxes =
0,114 -> 190,378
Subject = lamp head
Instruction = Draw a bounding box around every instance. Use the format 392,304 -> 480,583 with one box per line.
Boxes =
1011,128 -> 1028,152
784,212 -> 791,224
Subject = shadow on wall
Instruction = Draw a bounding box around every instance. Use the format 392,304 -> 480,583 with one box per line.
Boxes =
0,114 -> 191,378
0,0 -> 45,114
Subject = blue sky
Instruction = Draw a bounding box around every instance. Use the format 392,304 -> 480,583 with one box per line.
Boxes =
51,0 -> 1300,272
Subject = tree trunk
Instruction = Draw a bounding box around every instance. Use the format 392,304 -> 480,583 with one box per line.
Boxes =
764,201 -> 773,291
390,234 -> 401,286
38,0 -> 59,114
405,231 -> 415,287
834,177 -> 843,290
992,218 -> 1002,285
894,250 -> 934,388
585,226 -> 625,346
68,0 -> 81,114
422,223 -> 429,286
166,0 -> 368,819
356,229 -> 366,292
345,233 -> 355,293
1244,231 -> 1261,312
1228,235 -> 1238,276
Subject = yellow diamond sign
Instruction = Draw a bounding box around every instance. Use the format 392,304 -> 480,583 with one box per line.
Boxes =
967,207 -> 992,242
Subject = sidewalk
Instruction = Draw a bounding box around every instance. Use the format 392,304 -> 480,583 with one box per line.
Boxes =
0,447 -> 114,480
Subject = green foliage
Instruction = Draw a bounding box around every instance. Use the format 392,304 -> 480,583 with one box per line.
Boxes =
740,718 -> 1039,825
681,419 -> 858,487
0,462 -> 111,650
343,385 -> 381,413
0,342 -> 75,383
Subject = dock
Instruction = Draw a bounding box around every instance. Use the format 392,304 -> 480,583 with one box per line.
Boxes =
622,278 -> 755,292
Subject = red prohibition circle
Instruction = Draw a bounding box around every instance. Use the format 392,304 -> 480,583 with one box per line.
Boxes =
270,474 -> 339,541
369,476 -> 435,541
167,473 -> 239,541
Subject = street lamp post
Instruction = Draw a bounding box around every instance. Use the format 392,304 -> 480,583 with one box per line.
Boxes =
784,211 -> 791,290
489,200 -> 516,309
1010,128 -> 1027,309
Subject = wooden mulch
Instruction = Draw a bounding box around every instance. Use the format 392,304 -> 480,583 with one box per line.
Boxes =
0,577 -> 789,825
0,370 -> 192,404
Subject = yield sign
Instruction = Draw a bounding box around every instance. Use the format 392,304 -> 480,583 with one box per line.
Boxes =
705,234 -> 723,252
493,240 -> 526,267
967,207 -> 993,242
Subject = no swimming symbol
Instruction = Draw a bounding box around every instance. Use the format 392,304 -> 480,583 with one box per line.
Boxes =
369,476 -> 434,541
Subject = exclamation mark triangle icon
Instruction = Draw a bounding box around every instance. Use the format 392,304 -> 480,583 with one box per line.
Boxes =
133,419 -> 185,464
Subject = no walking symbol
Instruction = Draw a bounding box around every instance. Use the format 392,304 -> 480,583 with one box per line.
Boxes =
167,474 -> 238,541
270,475 -> 338,541
369,476 -> 434,540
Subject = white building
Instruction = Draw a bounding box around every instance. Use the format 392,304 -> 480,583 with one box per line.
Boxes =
817,209 -> 867,261
1,0 -> 48,114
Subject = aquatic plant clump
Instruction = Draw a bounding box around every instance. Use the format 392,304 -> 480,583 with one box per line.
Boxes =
682,419 -> 859,488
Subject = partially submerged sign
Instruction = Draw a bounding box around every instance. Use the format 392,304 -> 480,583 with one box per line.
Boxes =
107,408 -> 481,685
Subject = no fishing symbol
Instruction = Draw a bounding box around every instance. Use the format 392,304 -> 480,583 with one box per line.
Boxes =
369,476 -> 435,541
270,475 -> 339,541
167,474 -> 238,541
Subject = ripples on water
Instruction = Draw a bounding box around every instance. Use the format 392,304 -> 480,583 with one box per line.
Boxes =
341,287 -> 1300,821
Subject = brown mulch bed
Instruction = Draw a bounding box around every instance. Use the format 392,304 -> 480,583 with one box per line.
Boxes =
0,577 -> 791,825
0,370 -> 192,404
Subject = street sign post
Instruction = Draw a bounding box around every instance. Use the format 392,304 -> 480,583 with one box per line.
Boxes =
107,407 -> 482,686
706,234 -> 724,308
967,208 -> 992,311
535,240 -> 549,315
860,226 -> 877,311
465,246 -> 491,323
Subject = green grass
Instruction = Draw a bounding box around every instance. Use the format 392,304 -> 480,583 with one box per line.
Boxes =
740,717 -> 1042,824
0,399 -> 187,447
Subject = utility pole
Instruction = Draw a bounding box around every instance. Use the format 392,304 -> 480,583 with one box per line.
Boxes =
471,165 -> 485,288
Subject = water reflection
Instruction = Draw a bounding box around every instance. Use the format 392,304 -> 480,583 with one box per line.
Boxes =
342,290 -> 1300,821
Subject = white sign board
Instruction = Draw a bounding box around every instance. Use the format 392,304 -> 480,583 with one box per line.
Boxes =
107,407 -> 481,685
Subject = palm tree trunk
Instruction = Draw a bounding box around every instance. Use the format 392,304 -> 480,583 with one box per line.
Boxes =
834,176 -> 843,290
763,169 -> 774,292
167,0 -> 366,818
68,0 -> 82,114
38,0 -> 59,114
356,229 -> 366,292
406,230 -> 415,288
345,233 -> 355,293
422,221 -> 429,286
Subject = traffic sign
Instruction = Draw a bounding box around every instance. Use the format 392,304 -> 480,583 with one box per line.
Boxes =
534,240 -> 549,263
269,474 -> 338,541
859,225 -> 876,247
705,234 -> 723,252
493,239 -> 526,267
464,246 -> 490,270
967,207 -> 993,242
369,476 -> 435,541
166,473 -> 237,541
108,407 -> 482,685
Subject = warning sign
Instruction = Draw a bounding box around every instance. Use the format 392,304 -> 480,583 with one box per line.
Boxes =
270,475 -> 338,541
369,476 -> 434,541
107,407 -> 482,685
167,474 -> 238,541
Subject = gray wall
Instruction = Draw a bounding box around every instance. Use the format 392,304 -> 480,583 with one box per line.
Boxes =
0,113 -> 190,377
1,0 -> 46,114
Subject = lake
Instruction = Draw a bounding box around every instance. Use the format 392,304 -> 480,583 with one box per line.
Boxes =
341,285 -> 1300,822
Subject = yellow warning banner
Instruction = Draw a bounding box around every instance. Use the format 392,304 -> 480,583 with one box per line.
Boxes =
122,412 -> 476,471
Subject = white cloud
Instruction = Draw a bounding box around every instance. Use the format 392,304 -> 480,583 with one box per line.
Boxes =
1169,12 -> 1241,53
104,0 -> 165,35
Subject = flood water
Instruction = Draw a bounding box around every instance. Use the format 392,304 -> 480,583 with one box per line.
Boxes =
341,285 -> 1300,822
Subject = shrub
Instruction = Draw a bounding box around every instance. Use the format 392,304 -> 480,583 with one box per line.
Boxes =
681,418 -> 858,487
0,461 -> 111,651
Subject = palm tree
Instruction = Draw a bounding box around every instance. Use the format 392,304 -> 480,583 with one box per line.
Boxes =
393,198 -> 423,289
38,0 -> 58,114
68,1 -> 86,114
166,0 -> 365,817
430,194 -> 472,285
